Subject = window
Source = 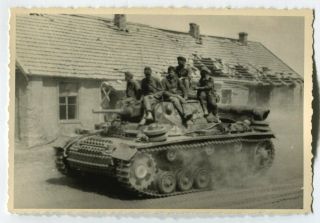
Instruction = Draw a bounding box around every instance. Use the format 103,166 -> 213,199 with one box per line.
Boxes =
59,82 -> 78,120
221,89 -> 232,104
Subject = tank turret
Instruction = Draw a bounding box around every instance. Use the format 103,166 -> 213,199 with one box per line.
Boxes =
93,98 -> 144,122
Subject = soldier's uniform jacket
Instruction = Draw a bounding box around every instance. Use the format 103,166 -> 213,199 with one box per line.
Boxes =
161,75 -> 187,97
175,65 -> 192,79
126,80 -> 141,100
141,76 -> 163,96
198,76 -> 215,95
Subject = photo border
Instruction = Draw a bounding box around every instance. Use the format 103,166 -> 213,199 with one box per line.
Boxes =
8,7 -> 314,214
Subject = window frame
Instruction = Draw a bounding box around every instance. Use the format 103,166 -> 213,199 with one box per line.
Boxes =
58,81 -> 80,123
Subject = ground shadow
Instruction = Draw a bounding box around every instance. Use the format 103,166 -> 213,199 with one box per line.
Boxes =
46,175 -> 143,200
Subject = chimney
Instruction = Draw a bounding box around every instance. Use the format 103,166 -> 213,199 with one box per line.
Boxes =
238,32 -> 248,45
189,23 -> 200,39
114,14 -> 127,30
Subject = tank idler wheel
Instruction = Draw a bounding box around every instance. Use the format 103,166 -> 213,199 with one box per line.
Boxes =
55,154 -> 80,177
55,158 -> 67,174
176,169 -> 194,191
157,171 -> 176,194
166,150 -> 177,162
55,151 -> 69,175
194,168 -> 211,189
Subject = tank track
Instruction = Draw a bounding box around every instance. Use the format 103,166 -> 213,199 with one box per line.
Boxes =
116,136 -> 274,198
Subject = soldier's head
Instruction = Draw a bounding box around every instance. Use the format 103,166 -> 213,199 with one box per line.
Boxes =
200,68 -> 210,78
144,67 -> 152,79
167,66 -> 175,78
177,56 -> 187,66
124,71 -> 133,82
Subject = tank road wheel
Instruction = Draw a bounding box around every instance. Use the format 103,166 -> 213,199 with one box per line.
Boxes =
157,171 -> 176,194
194,168 -> 211,189
176,169 -> 194,191
253,140 -> 275,171
127,153 -> 156,191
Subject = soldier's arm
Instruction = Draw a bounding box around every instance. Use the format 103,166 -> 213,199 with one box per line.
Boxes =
141,79 -> 147,96
196,79 -> 212,90
207,78 -> 214,89
194,80 -> 202,90
125,85 -> 129,98
186,66 -> 193,79
134,81 -> 142,100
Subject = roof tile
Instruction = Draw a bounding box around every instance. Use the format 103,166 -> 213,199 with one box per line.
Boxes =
16,14 -> 302,85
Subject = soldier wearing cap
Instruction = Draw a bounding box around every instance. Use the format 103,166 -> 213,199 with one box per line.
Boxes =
196,68 -> 220,123
124,71 -> 141,100
140,67 -> 163,124
175,56 -> 192,97
162,66 -> 192,123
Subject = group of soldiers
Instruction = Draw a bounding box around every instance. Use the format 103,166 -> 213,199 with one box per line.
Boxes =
124,56 -> 219,125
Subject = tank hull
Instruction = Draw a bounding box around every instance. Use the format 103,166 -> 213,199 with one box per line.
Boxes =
55,99 -> 275,197
56,131 -> 275,197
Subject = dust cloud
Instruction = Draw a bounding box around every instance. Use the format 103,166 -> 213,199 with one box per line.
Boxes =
214,101 -> 304,189
177,100 -> 304,190
260,105 -> 303,185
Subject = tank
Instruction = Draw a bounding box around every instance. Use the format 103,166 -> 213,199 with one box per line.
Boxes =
54,98 -> 275,197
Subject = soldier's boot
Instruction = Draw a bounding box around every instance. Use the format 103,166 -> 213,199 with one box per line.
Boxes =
211,113 -> 221,123
139,118 -> 146,126
139,111 -> 153,125
205,114 -> 214,123
181,104 -> 193,121
178,107 -> 193,122
182,111 -> 193,121
216,115 -> 221,123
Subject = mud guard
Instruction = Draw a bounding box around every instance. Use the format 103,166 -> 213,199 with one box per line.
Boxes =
53,137 -> 74,149
111,142 -> 137,161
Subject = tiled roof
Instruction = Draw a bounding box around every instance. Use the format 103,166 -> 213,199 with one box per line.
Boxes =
16,14 -> 303,86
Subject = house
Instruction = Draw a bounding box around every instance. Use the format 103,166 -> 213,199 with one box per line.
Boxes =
15,14 -> 303,147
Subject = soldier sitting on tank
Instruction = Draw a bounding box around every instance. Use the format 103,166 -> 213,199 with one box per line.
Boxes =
140,66 -> 163,125
196,68 -> 220,123
161,66 -> 193,123
175,56 -> 192,97
124,71 -> 141,100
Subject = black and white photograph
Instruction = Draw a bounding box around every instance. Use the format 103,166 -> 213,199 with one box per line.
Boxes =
9,8 -> 313,212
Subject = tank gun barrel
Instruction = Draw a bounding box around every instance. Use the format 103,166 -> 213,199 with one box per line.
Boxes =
92,107 -> 140,121
92,109 -> 123,114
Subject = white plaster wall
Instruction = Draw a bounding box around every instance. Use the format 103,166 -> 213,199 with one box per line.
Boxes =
217,82 -> 249,106
24,76 -> 47,147
42,78 -> 60,140
78,79 -> 102,130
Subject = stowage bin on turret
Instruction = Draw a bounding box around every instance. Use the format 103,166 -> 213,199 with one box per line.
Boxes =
54,98 -> 275,197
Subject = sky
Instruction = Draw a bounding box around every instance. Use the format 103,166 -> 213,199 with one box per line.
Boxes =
102,15 -> 304,76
